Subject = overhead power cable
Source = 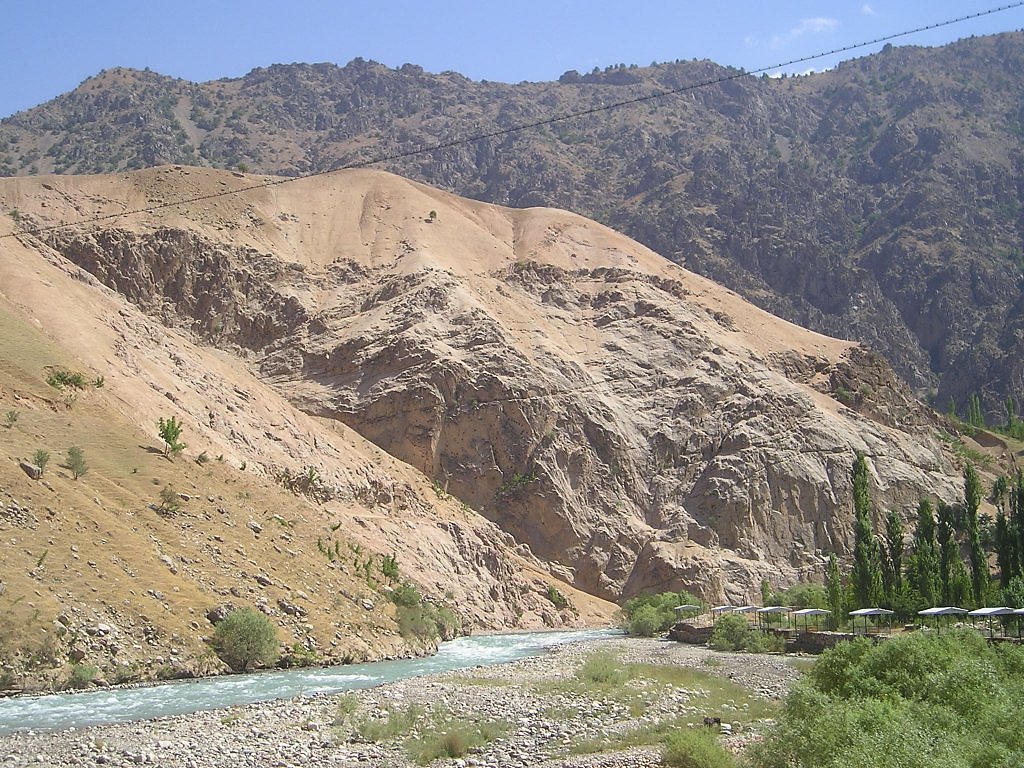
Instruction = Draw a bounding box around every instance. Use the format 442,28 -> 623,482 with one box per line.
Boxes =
1,1 -> 1022,241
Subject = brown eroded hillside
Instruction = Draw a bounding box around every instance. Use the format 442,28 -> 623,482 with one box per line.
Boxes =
0,183 -> 612,690
0,167 -> 967,615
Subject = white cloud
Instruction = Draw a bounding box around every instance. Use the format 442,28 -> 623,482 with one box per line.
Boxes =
862,4 -> 877,16
771,17 -> 839,49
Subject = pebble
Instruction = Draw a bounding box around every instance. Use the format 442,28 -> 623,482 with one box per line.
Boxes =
0,638 -> 800,767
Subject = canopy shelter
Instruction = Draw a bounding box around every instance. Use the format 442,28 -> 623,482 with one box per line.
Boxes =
968,606 -> 1015,638
673,604 -> 703,621
710,605 -> 735,624
917,606 -> 968,635
755,606 -> 790,630
849,607 -> 894,635
792,608 -> 831,632
732,605 -> 758,623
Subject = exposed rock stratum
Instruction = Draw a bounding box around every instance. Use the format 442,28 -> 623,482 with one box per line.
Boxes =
1,166 -> 963,609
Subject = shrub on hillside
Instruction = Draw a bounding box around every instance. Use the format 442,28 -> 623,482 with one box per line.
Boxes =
389,581 -> 461,643
210,606 -> 278,672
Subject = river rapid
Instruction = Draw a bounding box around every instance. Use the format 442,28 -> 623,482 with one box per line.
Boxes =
0,628 -> 618,735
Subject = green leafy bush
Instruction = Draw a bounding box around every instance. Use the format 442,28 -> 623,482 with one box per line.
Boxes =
628,604 -> 664,637
709,614 -> 783,653
211,607 -> 278,672
67,663 -> 99,689
751,631 -> 1024,768
620,590 -> 705,636
157,415 -> 186,457
546,585 -> 568,609
389,582 -> 461,643
663,728 -> 737,768
31,449 -> 49,474
47,369 -> 88,390
66,446 -> 87,479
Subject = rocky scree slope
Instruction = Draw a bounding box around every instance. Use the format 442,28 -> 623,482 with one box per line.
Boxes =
0,166 -> 962,604
2,33 -> 1023,414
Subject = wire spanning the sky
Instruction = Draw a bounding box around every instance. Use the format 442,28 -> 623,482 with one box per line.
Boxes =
2,2 -> 1021,242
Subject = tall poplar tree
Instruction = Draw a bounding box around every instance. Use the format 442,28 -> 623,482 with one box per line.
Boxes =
884,510 -> 904,605
964,463 -> 987,604
851,452 -> 882,607
908,499 -> 941,608
825,553 -> 845,629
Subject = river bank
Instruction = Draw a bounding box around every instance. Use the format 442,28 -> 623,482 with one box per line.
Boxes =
0,637 -> 802,767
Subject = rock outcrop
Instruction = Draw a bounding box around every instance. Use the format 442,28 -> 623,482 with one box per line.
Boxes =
0,166 -> 963,605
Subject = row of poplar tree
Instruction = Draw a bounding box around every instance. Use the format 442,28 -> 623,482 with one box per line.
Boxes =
822,453 -> 1024,621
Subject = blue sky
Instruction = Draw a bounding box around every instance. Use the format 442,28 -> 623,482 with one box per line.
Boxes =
2,1 -> 1022,119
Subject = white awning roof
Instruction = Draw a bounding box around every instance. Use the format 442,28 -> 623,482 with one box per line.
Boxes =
849,608 -> 895,616
673,604 -> 703,612
732,605 -> 758,613
710,605 -> 735,614
918,607 -> 969,616
968,606 -> 1015,616
756,606 -> 790,614
792,608 -> 832,616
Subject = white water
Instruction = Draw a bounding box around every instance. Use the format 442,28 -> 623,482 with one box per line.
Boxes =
0,628 -> 618,735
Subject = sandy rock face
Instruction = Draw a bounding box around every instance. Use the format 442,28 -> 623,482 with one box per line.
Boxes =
6,166 -> 960,602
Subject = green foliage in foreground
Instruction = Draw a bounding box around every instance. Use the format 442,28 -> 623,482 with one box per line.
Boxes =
620,590 -> 705,636
709,614 -> 784,653
663,728 -> 737,768
751,631 -> 1024,768
210,607 -> 279,672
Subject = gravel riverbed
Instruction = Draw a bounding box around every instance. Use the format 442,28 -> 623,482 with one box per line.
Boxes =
0,638 -> 802,768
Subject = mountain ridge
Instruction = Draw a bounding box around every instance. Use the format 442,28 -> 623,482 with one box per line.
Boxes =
1,166 -> 971,609
2,32 -> 1023,420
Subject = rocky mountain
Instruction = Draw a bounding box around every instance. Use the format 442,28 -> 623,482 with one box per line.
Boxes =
0,168 -> 970,631
2,32 -> 1023,417
0,170 -> 619,689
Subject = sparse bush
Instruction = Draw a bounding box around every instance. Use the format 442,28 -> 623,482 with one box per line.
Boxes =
31,449 -> 49,475
409,719 -> 508,763
3,410 -> 16,428
546,585 -> 568,609
210,607 -> 278,672
381,553 -> 399,582
356,703 -> 423,742
195,450 -> 209,465
46,369 -> 88,390
158,485 -> 182,514
157,416 -> 186,457
66,663 -> 98,689
663,728 -> 736,768
577,650 -> 630,686
66,446 -> 87,479
333,693 -> 360,725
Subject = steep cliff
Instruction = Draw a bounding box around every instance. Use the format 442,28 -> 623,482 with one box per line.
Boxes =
1,167 -> 964,608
